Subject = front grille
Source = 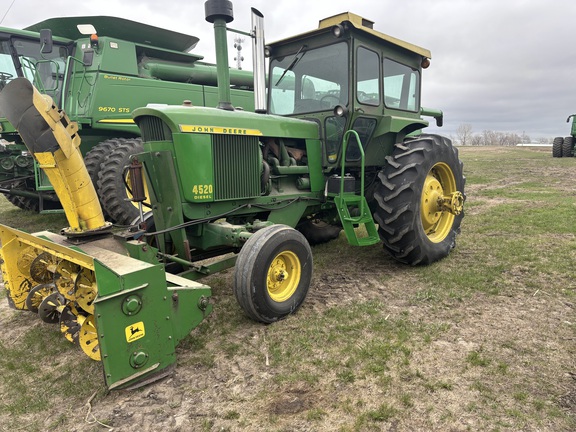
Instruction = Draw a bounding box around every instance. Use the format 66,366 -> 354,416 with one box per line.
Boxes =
212,134 -> 260,200
137,116 -> 172,142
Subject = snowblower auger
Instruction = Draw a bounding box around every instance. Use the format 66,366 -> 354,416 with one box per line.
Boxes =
0,225 -> 212,389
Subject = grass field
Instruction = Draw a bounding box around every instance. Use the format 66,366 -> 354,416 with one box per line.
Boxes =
0,145 -> 575,431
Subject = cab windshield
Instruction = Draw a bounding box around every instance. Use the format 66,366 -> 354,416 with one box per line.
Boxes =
0,37 -> 69,104
269,42 -> 349,115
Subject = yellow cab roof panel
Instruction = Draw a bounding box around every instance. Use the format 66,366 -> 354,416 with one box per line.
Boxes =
271,12 -> 431,59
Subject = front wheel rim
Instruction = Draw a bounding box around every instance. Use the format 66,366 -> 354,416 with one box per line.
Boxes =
267,251 -> 301,302
420,162 -> 458,243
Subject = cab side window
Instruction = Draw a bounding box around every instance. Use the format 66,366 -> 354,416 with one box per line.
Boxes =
383,58 -> 420,112
356,47 -> 380,106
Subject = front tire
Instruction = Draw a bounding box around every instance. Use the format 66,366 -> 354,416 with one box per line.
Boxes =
233,225 -> 313,323
552,137 -> 563,157
373,134 -> 465,265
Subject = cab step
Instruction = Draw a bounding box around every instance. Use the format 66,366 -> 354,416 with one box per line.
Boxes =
334,194 -> 380,246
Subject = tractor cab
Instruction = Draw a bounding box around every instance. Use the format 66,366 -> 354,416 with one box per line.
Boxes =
267,12 -> 441,169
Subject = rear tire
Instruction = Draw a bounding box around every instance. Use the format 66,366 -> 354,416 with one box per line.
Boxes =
234,225 -> 313,323
373,134 -> 465,265
97,138 -> 143,225
552,137 -> 563,157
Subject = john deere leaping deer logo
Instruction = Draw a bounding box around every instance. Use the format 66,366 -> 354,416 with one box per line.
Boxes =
125,321 -> 145,343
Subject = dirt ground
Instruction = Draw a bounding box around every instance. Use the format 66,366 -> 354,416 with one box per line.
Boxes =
0,146 -> 575,431
3,256 -> 574,432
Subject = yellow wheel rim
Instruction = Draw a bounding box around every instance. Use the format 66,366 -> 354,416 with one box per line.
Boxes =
420,162 -> 457,243
267,251 -> 301,302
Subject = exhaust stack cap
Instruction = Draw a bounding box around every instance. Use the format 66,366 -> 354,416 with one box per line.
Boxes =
205,0 -> 234,23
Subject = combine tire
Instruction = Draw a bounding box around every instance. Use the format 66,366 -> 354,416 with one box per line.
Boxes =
2,178 -> 40,212
234,225 -> 313,323
84,139 -> 118,193
97,138 -> 144,225
562,136 -> 574,157
85,139 -> 120,218
1,183 -> 60,212
2,191 -> 30,210
552,137 -> 563,157
373,134 -> 465,265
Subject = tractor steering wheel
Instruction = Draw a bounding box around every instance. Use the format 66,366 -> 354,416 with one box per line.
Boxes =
321,94 -> 340,108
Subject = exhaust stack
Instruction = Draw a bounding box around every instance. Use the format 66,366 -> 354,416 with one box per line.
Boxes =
0,78 -> 111,236
251,8 -> 266,113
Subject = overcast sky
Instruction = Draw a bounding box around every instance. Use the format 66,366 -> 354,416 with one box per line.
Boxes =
2,0 -> 576,139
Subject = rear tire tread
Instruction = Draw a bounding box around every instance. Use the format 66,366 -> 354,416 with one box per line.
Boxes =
373,134 -> 465,265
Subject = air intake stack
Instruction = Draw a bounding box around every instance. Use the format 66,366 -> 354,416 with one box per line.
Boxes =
205,0 -> 235,111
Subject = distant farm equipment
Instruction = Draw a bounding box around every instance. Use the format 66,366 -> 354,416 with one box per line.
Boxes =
552,114 -> 576,157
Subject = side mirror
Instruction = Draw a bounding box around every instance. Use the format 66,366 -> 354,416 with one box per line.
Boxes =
83,49 -> 94,67
40,29 -> 53,54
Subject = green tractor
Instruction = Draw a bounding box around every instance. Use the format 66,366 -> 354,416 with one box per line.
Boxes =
0,0 -> 465,390
0,16 -> 254,222
552,114 -> 576,157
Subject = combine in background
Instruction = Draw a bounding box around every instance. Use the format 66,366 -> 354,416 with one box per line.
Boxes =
0,16 -> 254,223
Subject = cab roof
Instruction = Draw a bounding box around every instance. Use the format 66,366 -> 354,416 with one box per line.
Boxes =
272,12 -> 431,59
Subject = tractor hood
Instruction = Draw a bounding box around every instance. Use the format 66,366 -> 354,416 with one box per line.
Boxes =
133,105 -> 320,140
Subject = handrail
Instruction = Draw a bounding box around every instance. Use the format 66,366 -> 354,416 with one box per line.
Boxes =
339,129 -> 366,222
66,56 -> 95,115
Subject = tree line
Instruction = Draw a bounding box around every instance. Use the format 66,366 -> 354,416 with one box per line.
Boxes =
453,124 -> 551,146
